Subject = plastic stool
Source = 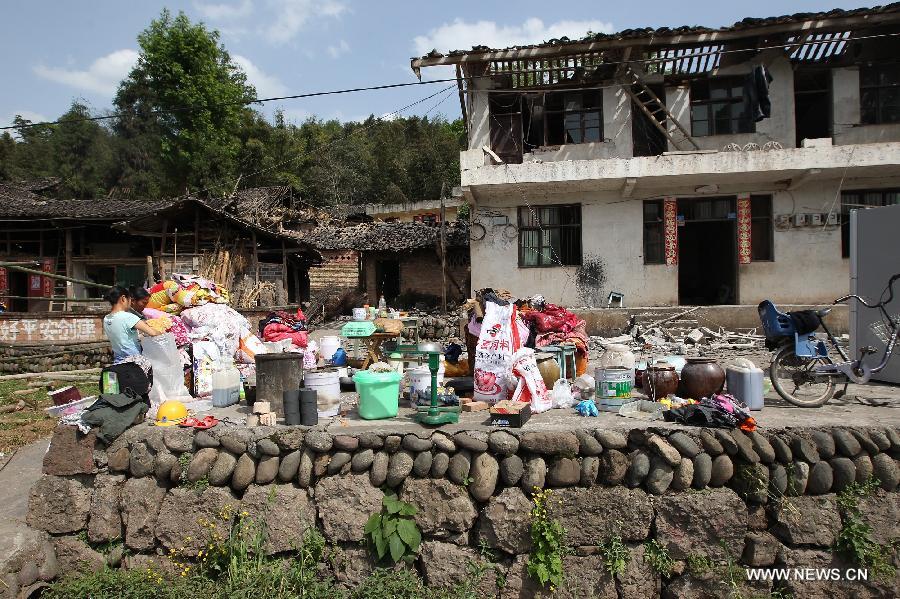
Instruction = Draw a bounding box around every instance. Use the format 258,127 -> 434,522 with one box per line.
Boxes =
542,343 -> 578,380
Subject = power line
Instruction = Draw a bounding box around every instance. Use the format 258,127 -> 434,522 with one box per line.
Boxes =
6,30 -> 900,132
1,78 -> 463,131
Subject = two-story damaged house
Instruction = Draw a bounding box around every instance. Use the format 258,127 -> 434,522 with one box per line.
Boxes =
412,5 -> 900,306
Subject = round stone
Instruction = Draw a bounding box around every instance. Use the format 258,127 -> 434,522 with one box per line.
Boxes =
278,450 -> 302,482
670,458 -> 694,491
709,455 -> 734,487
594,430 -> 627,450
789,436 -> 820,464
521,457 -> 546,493
187,448 -> 218,482
448,451 -> 472,485
692,453 -> 712,489
431,433 -> 456,453
489,431 -> 520,456
829,457 -> 856,492
580,456 -> 600,487
769,463 -> 788,497
255,455 -> 279,484
194,431 -> 220,449
867,429 -> 891,452
304,431 -> 333,453
699,430 -> 724,455
387,451 -> 415,486
220,431 -> 249,455
358,432 -> 383,450
599,449 -> 629,485
714,430 -> 739,455
297,450 -> 314,488
454,433 -> 489,453
809,430 -> 835,460
731,431 -> 760,464
256,438 -> 280,456
402,435 -> 433,453
413,452 -> 433,477
370,451 -> 389,487
383,435 -> 402,453
786,461 -> 810,496
668,432 -> 701,458
833,429 -> 862,458
327,452 -> 352,475
645,457 -> 674,495
231,454 -> 256,491
154,452 -> 178,482
430,452 -> 450,478
546,458 -> 580,488
575,430 -> 602,456
500,455 -> 524,486
469,453 -> 499,501
333,435 -> 359,452
872,453 -> 899,490
806,461 -> 833,495
351,449 -> 375,473
748,432 -> 776,464
851,430 -> 879,455
625,451 -> 651,488
770,435 -> 793,464
853,454 -> 873,483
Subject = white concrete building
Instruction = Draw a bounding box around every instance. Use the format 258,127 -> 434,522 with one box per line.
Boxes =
411,6 -> 900,306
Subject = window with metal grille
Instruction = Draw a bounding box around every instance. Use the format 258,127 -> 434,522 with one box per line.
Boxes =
518,205 -> 582,267
544,90 -> 603,145
690,78 -> 754,136
643,200 -> 665,264
860,64 -> 900,125
841,190 -> 900,257
750,195 -> 774,261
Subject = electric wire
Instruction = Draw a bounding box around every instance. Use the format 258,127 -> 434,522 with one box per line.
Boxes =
5,30 -> 900,132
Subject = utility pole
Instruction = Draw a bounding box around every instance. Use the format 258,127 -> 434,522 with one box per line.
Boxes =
439,183 -> 448,315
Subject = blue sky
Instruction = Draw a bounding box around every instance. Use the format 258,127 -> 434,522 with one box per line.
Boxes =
1,0 -> 867,130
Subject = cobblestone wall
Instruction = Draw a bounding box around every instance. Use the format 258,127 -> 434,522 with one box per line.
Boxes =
0,342 -> 110,374
14,423 -> 900,598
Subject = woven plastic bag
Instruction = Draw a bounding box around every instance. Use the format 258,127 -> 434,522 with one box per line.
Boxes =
473,302 -> 522,404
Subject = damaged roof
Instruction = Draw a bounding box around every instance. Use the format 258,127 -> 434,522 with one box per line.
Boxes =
293,221 -> 470,251
412,3 -> 900,66
0,182 -> 166,220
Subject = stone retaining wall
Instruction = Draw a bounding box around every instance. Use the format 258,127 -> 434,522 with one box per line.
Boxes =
14,423 -> 900,598
0,342 -> 110,374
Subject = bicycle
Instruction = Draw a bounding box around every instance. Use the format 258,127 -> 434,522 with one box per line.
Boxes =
758,273 -> 900,407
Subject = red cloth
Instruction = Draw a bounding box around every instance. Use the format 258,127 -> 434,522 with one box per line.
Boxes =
262,323 -> 308,348
520,303 -> 581,334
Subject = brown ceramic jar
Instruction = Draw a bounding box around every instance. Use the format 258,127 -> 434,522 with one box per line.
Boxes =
679,357 -> 726,399
642,361 -> 679,401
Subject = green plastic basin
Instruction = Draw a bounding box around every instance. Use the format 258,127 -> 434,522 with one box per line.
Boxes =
353,370 -> 401,420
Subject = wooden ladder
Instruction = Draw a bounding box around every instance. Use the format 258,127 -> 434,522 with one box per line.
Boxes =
623,66 -> 699,152
49,244 -> 67,312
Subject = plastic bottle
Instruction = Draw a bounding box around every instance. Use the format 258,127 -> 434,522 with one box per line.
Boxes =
378,295 -> 388,317
102,370 -> 119,394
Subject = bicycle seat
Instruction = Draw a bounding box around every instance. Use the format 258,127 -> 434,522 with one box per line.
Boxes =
817,307 -> 832,318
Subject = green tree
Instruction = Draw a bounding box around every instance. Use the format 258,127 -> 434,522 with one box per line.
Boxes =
51,102 -> 115,199
113,9 -> 255,196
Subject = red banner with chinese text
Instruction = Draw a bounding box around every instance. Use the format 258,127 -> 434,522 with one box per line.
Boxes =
737,195 -> 752,265
41,258 -> 54,297
664,197 -> 678,266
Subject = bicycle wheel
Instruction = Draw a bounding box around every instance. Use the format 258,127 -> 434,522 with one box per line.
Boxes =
769,345 -> 835,407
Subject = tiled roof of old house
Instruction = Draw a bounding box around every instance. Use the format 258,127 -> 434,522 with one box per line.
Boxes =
0,182 -> 166,219
293,220 -> 470,251
413,3 -> 900,61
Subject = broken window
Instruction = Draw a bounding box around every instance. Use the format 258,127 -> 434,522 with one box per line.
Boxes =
690,78 -> 754,136
544,90 -> 603,145
489,94 -> 524,163
518,205 -> 582,267
643,200 -> 665,265
750,195 -> 774,261
841,190 -> 900,257
860,64 -> 900,125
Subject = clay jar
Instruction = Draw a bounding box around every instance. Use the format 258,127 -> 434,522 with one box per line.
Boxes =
642,361 -> 679,401
535,353 -> 561,389
679,357 -> 726,399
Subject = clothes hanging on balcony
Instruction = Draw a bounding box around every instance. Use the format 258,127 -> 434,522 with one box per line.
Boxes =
744,64 -> 774,122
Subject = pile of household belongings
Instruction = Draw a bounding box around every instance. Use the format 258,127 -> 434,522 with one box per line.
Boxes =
139,274 -> 269,398
259,308 -> 309,348
463,289 -> 590,415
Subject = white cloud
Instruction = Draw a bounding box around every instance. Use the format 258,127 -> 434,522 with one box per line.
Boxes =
327,39 -> 350,59
413,17 -> 615,56
232,54 -> 288,98
194,0 -> 254,20
265,0 -> 347,44
33,49 -> 138,96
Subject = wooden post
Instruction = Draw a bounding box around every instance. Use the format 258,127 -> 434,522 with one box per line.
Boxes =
251,232 -> 259,284
145,255 -> 154,287
439,183 -> 448,315
160,219 -> 169,280
281,240 -> 288,297
64,229 -> 73,310
194,206 -> 200,255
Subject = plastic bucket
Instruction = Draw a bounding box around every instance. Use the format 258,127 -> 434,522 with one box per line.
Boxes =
407,363 -> 445,396
595,367 -> 634,412
303,368 -> 340,417
354,370 -> 401,420
319,336 -> 342,363
726,362 -> 765,411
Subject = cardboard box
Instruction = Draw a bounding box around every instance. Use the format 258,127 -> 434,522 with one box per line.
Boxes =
462,401 -> 489,412
488,400 -> 531,428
